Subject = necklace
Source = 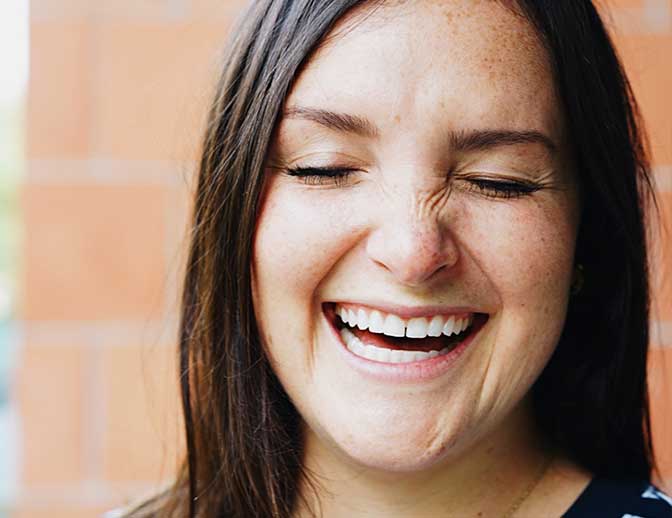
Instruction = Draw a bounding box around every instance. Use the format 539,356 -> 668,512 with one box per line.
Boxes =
501,455 -> 554,518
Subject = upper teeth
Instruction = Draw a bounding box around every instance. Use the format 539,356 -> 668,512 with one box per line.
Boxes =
336,304 -> 473,339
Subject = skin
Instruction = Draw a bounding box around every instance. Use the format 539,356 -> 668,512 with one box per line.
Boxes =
252,1 -> 590,516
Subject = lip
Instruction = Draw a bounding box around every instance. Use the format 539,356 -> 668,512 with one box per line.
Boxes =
322,302 -> 488,383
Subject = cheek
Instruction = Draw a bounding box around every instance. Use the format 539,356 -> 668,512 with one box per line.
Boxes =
457,195 -> 578,398
252,182 -> 366,361
459,194 -> 578,306
254,188 -> 355,301
495,212 -> 574,356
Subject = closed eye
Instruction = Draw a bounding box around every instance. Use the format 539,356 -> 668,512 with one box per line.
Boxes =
460,177 -> 542,199
284,166 -> 357,187
283,166 -> 542,199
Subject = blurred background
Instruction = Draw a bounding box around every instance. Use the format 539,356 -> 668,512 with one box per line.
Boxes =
0,0 -> 669,516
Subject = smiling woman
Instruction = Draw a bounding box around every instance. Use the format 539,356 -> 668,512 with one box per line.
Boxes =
126,1 -> 668,517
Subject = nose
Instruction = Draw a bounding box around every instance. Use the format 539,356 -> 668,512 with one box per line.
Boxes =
365,211 -> 460,287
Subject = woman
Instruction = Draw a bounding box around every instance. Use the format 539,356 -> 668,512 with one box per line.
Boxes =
127,1 -> 670,516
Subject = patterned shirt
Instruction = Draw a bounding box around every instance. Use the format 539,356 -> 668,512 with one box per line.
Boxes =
564,478 -> 672,517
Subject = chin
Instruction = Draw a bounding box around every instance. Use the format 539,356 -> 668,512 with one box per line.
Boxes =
309,410 -> 469,474
338,437 -> 455,474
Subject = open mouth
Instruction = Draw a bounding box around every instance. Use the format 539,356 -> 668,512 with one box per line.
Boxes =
324,303 -> 488,364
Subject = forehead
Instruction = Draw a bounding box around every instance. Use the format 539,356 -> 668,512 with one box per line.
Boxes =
286,0 -> 562,142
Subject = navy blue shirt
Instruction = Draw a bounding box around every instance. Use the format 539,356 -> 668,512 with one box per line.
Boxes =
564,479 -> 672,517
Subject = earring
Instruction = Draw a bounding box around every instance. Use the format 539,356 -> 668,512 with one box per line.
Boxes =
571,264 -> 584,295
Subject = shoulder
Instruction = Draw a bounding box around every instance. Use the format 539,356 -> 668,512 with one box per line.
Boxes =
564,478 -> 672,517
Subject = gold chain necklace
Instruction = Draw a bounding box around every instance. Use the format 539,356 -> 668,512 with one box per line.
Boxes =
501,455 -> 554,518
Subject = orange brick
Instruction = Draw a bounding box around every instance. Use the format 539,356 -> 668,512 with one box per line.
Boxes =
17,343 -> 85,485
28,22 -> 91,158
92,2 -> 186,21
30,0 -> 89,22
649,346 -> 672,487
22,183 -> 167,320
31,0 -> 183,22
188,0 -> 250,20
30,0 -> 249,23
163,182 -> 193,314
612,34 -> 672,166
12,504 -> 109,518
651,192 -> 672,321
92,22 -> 228,161
102,343 -> 183,483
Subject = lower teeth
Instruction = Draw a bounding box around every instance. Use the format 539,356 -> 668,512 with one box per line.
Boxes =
340,327 -> 454,363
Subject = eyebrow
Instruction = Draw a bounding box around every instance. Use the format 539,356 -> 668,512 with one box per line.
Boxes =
449,128 -> 557,155
284,106 -> 380,139
283,106 -> 556,154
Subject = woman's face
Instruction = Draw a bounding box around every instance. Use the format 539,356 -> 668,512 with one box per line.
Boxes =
253,0 -> 579,472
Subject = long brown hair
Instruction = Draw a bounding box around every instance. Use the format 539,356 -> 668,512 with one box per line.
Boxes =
131,2 -> 369,516
130,1 -> 656,516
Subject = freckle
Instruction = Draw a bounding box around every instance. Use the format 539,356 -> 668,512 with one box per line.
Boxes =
394,114 -> 400,124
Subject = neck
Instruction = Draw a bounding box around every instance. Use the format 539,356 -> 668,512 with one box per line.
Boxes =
294,399 -> 552,518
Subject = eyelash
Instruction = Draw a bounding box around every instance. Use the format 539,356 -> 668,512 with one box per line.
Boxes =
285,166 -> 356,188
465,178 -> 541,199
285,166 -> 541,199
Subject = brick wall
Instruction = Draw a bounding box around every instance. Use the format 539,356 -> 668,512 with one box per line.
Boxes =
15,0 -> 672,516
17,1 -> 248,515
